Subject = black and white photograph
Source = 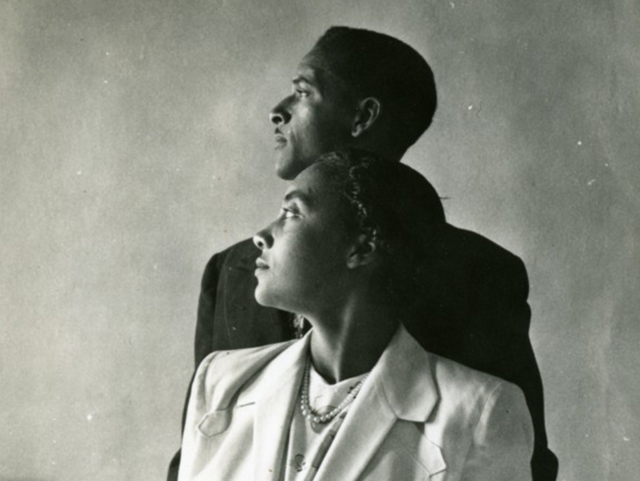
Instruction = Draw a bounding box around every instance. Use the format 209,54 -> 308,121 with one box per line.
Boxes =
1,1 -> 638,480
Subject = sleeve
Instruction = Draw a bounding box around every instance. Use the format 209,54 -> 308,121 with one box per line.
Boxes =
485,257 -> 558,481
460,381 -> 535,481
167,252 -> 225,481
195,252 -> 225,367
177,352 -> 220,481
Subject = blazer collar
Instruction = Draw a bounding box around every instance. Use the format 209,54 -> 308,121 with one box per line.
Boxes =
375,324 -> 439,422
314,324 -> 441,481
242,324 -> 437,416
246,324 -> 440,481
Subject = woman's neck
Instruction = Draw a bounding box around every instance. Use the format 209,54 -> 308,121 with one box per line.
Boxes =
306,300 -> 399,384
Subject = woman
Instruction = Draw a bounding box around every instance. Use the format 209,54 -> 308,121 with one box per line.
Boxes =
178,149 -> 534,481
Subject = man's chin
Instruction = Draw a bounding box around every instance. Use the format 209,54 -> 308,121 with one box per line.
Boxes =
275,157 -> 300,181
275,155 -> 316,181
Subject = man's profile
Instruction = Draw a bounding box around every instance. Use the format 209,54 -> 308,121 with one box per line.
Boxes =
169,26 -> 558,480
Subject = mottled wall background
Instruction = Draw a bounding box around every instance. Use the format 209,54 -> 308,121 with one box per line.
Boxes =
1,0 -> 638,480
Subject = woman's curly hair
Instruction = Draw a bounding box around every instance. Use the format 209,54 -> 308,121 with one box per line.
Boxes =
316,148 -> 445,306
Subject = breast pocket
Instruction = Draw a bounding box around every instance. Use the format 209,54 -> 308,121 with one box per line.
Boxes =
368,422 -> 447,480
197,409 -> 232,438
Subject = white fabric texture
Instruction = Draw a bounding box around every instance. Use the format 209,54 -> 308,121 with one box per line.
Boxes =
178,325 -> 534,481
282,367 -> 368,481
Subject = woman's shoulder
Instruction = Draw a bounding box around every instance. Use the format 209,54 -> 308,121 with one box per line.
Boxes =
424,350 -> 531,428
193,340 -> 297,411
400,326 -> 525,404
427,351 -> 513,395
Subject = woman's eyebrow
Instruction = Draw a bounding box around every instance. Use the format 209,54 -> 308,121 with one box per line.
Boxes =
284,189 -> 314,207
292,75 -> 315,89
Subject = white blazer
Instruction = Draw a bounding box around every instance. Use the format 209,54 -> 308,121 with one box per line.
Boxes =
178,325 -> 534,481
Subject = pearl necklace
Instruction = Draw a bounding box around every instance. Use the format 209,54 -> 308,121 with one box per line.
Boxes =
299,359 -> 370,425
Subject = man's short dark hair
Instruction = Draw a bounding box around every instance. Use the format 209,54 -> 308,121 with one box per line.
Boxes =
312,26 -> 438,149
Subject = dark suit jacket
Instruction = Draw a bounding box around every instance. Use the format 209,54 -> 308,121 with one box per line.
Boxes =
168,224 -> 558,481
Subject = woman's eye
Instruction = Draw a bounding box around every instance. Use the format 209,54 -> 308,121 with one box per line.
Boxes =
281,207 -> 298,219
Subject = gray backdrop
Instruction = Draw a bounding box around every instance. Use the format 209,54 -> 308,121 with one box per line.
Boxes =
1,1 -> 639,480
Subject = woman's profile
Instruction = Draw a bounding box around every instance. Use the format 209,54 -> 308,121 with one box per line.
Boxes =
178,149 -> 534,481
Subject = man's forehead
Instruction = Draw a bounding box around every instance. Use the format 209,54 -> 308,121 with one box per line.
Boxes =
294,57 -> 324,85
295,51 -> 346,91
293,62 -> 319,85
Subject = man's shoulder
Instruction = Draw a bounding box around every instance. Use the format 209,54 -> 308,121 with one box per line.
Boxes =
207,237 -> 257,267
428,223 -> 529,299
438,223 -> 524,268
201,238 -> 259,285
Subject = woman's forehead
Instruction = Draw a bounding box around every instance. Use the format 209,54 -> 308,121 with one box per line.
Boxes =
286,163 -> 341,205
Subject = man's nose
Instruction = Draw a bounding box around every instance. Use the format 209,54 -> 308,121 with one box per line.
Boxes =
253,226 -> 274,250
269,96 -> 292,125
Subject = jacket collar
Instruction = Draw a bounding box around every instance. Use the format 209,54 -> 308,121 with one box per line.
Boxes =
246,324 -> 442,481
375,324 -> 439,422
240,324 -> 438,416
314,324 -> 442,480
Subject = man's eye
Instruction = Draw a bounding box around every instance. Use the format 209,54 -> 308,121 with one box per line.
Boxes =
295,88 -> 309,98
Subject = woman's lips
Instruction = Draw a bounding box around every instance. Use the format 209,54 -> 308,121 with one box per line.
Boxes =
255,258 -> 269,272
274,131 -> 287,148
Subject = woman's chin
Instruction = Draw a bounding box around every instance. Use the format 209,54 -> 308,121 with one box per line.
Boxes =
254,288 -> 298,314
254,288 -> 279,309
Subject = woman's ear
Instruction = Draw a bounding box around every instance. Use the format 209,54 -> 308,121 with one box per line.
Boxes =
351,97 -> 381,138
346,233 -> 378,268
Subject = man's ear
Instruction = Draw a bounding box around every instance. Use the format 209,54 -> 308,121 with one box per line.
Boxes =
351,97 -> 381,138
346,233 -> 378,268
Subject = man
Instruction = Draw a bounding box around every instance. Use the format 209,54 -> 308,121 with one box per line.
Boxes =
168,26 -> 557,480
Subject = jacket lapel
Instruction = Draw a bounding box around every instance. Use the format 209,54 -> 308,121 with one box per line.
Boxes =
315,325 -> 444,481
251,333 -> 311,481
314,373 -> 397,481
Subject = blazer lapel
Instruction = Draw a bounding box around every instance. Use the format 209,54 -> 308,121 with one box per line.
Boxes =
314,373 -> 397,481
251,333 -> 311,481
315,325 -> 444,481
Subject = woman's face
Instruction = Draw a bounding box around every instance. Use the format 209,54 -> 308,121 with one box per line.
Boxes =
253,164 -> 354,316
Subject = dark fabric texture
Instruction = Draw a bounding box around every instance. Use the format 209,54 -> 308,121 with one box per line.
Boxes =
168,225 -> 558,481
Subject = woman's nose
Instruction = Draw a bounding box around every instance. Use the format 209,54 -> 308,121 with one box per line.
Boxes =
269,97 -> 292,125
253,226 -> 274,250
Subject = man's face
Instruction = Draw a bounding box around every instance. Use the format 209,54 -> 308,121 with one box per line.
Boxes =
269,52 -> 357,180
252,164 -> 353,315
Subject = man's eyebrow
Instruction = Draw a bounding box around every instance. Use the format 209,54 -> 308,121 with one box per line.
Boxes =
284,189 -> 313,206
